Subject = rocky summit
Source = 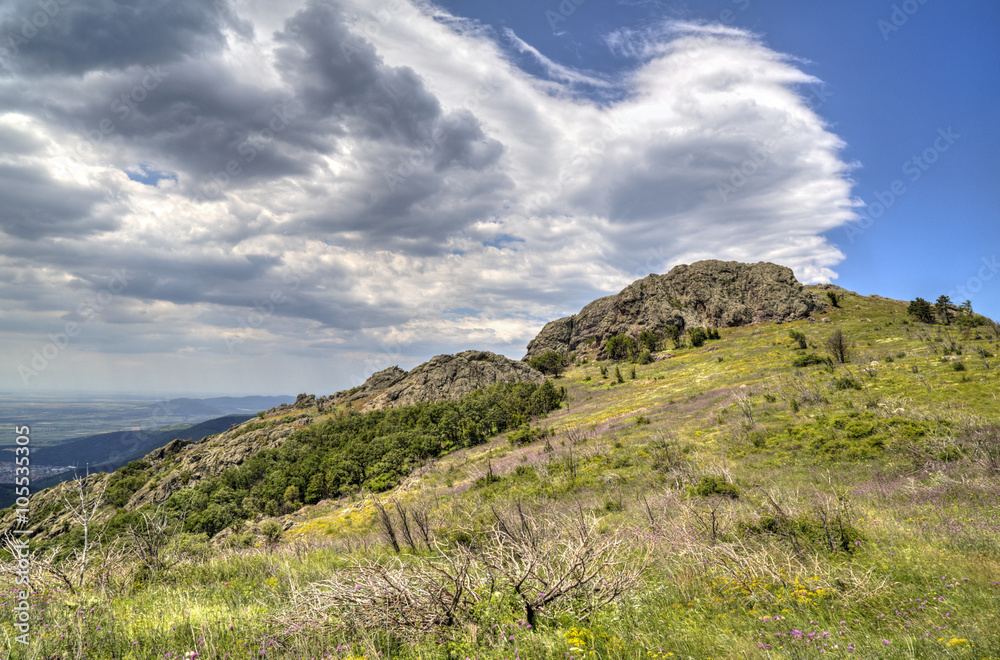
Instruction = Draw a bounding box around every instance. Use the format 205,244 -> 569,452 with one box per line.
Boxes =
332,350 -> 544,411
524,260 -> 818,359
267,350 -> 545,415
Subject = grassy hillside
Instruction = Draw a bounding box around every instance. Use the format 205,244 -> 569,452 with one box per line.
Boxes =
3,288 -> 1000,659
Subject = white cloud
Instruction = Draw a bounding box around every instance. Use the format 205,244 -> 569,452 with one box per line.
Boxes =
0,0 -> 856,393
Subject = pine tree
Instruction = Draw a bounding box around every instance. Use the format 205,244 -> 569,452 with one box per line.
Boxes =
936,295 -> 953,325
907,297 -> 935,324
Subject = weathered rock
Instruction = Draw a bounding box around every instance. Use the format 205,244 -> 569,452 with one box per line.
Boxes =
332,350 -> 545,411
524,260 -> 817,359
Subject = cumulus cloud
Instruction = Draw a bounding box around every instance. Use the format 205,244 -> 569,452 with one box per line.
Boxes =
0,0 -> 856,393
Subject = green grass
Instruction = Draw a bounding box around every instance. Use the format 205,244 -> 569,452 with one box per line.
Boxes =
3,289 -> 1000,658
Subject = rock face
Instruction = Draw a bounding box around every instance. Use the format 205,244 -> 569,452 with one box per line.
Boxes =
524,260 -> 816,359
331,350 -> 545,411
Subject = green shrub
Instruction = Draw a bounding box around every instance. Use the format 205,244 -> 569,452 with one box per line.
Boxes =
953,362 -> 967,371
508,424 -> 547,447
792,353 -> 828,367
260,520 -> 283,546
605,334 -> 639,361
788,329 -> 808,350
528,351 -> 566,376
749,510 -> 864,554
688,327 -> 707,348
637,350 -> 653,365
638,330 -> 660,352
691,475 -> 739,499
664,325 -> 683,349
833,376 -> 862,391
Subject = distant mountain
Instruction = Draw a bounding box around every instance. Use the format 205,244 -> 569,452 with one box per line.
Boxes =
133,396 -> 295,420
27,414 -> 254,468
0,414 -> 253,508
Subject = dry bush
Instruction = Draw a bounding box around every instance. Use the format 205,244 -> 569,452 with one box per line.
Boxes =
288,506 -> 649,637
483,505 -> 649,626
303,549 -> 479,637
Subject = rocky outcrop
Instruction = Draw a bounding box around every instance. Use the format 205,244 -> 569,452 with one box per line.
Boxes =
524,260 -> 816,359
330,350 -> 544,411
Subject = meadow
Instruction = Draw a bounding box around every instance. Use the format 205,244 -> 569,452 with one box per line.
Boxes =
3,289 -> 1000,659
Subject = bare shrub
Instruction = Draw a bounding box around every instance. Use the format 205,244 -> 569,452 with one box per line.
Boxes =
732,389 -> 756,429
290,506 -> 649,636
303,549 -> 478,637
959,425 -> 1000,475
62,471 -> 109,590
826,329 -> 850,364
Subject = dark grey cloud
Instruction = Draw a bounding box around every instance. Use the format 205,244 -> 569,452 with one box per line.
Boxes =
0,163 -> 114,239
0,0 -> 246,75
274,1 -> 441,145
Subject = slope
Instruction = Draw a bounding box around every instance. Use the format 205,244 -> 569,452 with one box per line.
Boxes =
3,275 -> 1000,660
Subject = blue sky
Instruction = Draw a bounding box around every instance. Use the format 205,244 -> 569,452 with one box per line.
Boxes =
440,0 -> 1000,313
0,0 -> 996,395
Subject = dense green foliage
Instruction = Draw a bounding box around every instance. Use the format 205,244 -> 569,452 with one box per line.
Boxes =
528,350 -> 566,376
908,297 -> 935,323
691,475 -> 739,499
638,330 -> 660,352
788,329 -> 808,349
605,334 -> 638,361
166,381 -> 564,536
792,353 -> 829,367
